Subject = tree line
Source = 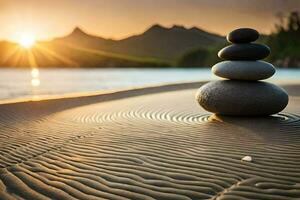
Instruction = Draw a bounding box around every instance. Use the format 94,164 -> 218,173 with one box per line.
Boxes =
178,11 -> 300,68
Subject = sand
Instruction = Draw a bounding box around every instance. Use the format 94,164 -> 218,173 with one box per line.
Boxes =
0,82 -> 299,200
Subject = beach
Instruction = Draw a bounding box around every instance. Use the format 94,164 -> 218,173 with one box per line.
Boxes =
0,82 -> 299,199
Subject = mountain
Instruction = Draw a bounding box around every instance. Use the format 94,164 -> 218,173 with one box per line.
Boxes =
0,24 -> 226,68
111,24 -> 224,59
54,27 -> 115,50
54,24 -> 225,60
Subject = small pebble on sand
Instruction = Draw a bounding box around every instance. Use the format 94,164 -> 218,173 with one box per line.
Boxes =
241,155 -> 252,162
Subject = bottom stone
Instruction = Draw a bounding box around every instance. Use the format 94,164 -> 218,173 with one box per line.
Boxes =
196,80 -> 289,116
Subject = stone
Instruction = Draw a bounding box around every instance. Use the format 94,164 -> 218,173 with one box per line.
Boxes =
196,80 -> 289,116
218,44 -> 270,60
212,61 -> 275,80
241,156 -> 253,162
227,28 -> 259,43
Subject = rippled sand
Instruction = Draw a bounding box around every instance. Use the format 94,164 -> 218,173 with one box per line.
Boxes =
0,82 -> 299,200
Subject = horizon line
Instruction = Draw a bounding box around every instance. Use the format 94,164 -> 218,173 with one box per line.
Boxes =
0,23 -> 235,44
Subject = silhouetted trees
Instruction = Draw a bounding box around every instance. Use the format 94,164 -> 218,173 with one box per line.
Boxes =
178,11 -> 300,68
267,11 -> 300,67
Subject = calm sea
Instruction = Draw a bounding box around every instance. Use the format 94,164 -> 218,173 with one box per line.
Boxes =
0,68 -> 299,101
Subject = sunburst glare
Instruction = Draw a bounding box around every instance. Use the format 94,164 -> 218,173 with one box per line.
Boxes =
19,34 -> 36,49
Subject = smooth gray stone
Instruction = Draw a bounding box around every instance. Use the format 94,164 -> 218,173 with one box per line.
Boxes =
212,61 -> 276,80
196,80 -> 289,116
227,28 -> 259,43
218,44 -> 270,60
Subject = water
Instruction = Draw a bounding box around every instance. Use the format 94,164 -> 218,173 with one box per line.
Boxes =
0,68 -> 299,101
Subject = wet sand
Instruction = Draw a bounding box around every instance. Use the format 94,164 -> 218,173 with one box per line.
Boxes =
0,82 -> 299,200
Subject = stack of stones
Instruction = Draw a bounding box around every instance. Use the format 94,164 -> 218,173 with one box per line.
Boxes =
196,28 -> 289,116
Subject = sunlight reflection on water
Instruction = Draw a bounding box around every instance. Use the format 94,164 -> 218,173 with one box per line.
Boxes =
31,68 -> 39,78
31,68 -> 40,87
31,78 -> 40,87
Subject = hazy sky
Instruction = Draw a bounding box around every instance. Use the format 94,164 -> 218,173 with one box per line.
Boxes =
0,0 -> 299,42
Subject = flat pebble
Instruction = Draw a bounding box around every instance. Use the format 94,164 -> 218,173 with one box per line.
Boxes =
212,61 -> 275,80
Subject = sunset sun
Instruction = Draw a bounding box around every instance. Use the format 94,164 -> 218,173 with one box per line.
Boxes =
18,34 -> 36,49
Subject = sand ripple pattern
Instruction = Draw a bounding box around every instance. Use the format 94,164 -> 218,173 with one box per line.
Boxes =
70,105 -> 213,125
0,89 -> 300,200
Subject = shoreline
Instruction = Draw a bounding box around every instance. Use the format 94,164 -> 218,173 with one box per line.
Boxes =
0,81 -> 205,106
0,81 -> 299,106
0,68 -> 299,103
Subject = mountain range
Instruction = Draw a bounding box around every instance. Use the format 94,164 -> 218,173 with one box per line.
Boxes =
54,25 -> 224,60
0,24 -> 226,67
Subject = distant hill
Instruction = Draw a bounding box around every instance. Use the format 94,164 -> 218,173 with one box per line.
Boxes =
54,24 -> 225,60
53,27 -> 115,52
0,24 -> 226,68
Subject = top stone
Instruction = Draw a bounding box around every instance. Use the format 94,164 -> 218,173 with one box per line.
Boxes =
227,28 -> 259,43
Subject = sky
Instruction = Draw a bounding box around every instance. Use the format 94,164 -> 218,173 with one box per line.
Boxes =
0,0 -> 299,42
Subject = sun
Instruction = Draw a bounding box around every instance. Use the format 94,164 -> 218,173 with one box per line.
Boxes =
18,34 -> 36,49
